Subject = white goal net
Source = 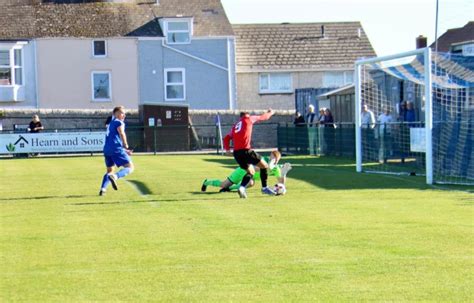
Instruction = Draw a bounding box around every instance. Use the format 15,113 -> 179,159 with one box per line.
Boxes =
355,48 -> 473,185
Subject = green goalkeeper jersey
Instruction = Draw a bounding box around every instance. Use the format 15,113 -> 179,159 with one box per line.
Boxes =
227,156 -> 281,184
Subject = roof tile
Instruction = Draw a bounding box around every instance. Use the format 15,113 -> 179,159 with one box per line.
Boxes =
0,0 -> 233,39
430,21 -> 474,52
233,22 -> 376,70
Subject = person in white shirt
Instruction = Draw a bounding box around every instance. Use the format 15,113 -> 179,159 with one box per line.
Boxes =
360,103 -> 376,160
306,104 -> 318,155
361,104 -> 375,129
317,107 -> 326,154
377,107 -> 394,162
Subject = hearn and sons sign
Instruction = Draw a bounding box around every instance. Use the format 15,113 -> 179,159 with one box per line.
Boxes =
0,132 -> 106,154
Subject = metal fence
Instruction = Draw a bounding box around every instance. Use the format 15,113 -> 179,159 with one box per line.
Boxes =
277,123 -> 356,157
0,123 -> 281,155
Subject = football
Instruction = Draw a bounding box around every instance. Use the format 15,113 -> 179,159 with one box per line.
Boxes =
274,183 -> 286,195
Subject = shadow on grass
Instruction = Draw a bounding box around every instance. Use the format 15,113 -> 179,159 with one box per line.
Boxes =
0,195 -> 95,203
66,194 -> 255,207
190,191 -> 223,195
202,155 -> 433,191
127,180 -> 153,195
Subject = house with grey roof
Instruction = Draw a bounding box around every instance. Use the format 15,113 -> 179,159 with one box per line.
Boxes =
0,0 -> 236,110
232,22 -> 376,110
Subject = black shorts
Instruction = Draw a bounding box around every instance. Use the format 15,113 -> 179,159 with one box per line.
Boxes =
233,149 -> 262,170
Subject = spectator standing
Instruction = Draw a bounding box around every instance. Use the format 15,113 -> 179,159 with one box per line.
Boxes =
27,114 -> 43,157
324,108 -> 336,155
306,105 -> 318,155
293,111 -> 305,153
324,108 -> 335,128
398,101 -> 417,162
318,108 -> 326,126
293,112 -> 305,126
317,108 -> 326,154
377,107 -> 394,163
361,104 -> 375,129
361,104 -> 376,160
28,115 -> 44,133
398,101 -> 407,121
405,102 -> 416,127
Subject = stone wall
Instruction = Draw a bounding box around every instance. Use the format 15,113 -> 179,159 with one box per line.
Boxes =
0,109 -> 295,149
0,109 -> 140,131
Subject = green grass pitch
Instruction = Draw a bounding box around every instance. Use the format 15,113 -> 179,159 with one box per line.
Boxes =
1,155 -> 472,301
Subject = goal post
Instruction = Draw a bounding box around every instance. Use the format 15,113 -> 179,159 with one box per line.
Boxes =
423,47 -> 433,185
355,47 -> 473,186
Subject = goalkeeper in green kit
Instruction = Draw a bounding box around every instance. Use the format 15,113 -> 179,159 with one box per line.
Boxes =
201,150 -> 292,192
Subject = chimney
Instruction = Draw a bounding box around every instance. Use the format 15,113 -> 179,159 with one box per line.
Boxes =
321,25 -> 326,38
416,35 -> 427,49
357,28 -> 362,38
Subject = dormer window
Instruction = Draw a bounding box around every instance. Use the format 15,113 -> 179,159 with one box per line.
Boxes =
164,19 -> 193,44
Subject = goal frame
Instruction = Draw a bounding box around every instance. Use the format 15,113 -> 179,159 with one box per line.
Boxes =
354,47 -> 434,184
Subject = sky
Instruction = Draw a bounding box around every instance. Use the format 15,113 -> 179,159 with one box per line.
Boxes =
220,0 -> 473,56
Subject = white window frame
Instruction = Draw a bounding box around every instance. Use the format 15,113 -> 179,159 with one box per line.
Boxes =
164,19 -> 193,45
344,70 -> 354,84
0,46 -> 24,87
92,40 -> 107,58
91,71 -> 112,102
164,68 -> 186,101
259,72 -> 293,94
323,70 -> 354,88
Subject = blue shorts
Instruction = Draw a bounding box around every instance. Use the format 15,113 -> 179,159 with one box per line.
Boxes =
104,151 -> 131,168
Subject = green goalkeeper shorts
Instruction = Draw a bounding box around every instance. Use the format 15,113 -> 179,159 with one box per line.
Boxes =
228,167 -> 248,184
228,165 -> 282,183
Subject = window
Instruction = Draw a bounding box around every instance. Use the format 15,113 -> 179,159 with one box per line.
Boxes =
91,72 -> 111,101
0,48 -> 23,86
166,20 -> 191,44
259,73 -> 292,94
92,40 -> 107,57
323,71 -> 353,88
0,50 -> 11,85
14,49 -> 22,85
164,68 -> 185,101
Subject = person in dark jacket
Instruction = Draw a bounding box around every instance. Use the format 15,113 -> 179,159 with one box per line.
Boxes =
293,112 -> 305,126
28,115 -> 44,133
323,108 -> 336,155
28,114 -> 44,156
293,111 -> 306,152
324,108 -> 335,128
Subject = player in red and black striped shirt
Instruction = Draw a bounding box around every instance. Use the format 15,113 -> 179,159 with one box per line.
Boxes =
223,109 -> 276,198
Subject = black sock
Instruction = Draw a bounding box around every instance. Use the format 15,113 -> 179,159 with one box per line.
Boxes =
241,174 -> 252,188
260,168 -> 268,188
